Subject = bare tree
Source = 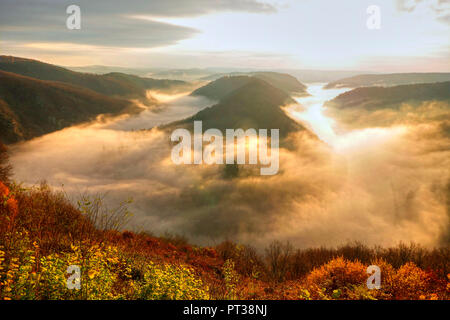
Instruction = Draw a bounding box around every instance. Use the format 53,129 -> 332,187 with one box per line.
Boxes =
265,240 -> 293,282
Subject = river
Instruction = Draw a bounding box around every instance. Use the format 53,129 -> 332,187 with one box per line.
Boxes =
286,83 -> 406,154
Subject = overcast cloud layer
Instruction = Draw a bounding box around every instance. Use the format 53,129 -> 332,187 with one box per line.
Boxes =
0,0 -> 275,48
1,0 -> 448,71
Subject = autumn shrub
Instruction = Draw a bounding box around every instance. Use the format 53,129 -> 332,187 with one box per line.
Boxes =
137,262 -> 209,300
0,231 -> 210,300
11,183 -> 97,253
366,258 -> 396,300
0,181 -> 18,234
221,259 -> 240,299
0,231 -> 39,300
0,235 -> 128,300
304,257 -> 368,299
390,262 -> 446,300
39,244 -> 130,300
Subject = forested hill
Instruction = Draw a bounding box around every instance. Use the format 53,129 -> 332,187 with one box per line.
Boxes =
326,81 -> 450,111
0,56 -> 190,105
192,72 -> 308,100
325,73 -> 450,89
0,71 -> 137,144
168,77 -> 306,138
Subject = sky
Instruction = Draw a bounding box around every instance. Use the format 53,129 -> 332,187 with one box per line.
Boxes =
0,0 -> 449,71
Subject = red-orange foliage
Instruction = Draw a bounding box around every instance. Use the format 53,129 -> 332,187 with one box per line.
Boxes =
391,262 -> 446,300
304,257 -> 367,299
0,181 -> 18,231
0,182 -> 9,196
1,181 -> 449,300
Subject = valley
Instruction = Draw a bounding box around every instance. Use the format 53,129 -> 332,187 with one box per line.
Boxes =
7,73 -> 449,249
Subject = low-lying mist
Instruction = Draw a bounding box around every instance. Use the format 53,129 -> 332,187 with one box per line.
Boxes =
9,86 -> 450,249
96,91 -> 215,131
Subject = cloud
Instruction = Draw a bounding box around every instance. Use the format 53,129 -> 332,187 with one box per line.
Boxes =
396,0 -> 450,24
0,2 -> 195,48
0,0 -> 276,49
82,0 -> 277,17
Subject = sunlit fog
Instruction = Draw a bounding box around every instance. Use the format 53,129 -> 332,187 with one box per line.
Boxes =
9,84 -> 449,248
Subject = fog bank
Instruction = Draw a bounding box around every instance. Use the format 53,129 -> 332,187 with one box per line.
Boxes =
10,86 -> 450,248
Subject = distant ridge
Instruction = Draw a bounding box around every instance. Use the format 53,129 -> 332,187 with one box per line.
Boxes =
326,81 -> 450,111
324,81 -> 450,131
325,73 -> 450,89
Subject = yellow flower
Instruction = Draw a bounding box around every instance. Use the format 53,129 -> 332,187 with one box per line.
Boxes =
88,270 -> 97,279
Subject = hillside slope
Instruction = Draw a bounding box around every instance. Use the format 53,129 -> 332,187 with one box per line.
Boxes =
0,180 -> 448,300
0,56 -> 189,105
325,81 -> 450,129
190,76 -> 253,101
0,71 -> 137,144
325,73 -> 450,89
169,78 -> 304,138
193,72 -> 308,99
326,81 -> 450,111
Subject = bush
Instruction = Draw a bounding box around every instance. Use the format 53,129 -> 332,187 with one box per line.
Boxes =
138,262 -> 209,300
10,184 -> 97,254
391,262 -> 444,300
0,236 -> 129,300
0,181 -> 18,234
304,257 -> 367,299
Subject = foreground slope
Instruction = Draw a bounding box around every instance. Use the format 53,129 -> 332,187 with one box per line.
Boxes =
0,178 -> 448,300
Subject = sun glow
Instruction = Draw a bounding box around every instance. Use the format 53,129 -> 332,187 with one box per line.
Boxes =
147,90 -> 192,103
